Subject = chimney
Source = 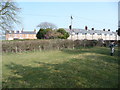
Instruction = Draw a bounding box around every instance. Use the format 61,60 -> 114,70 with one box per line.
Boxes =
11,30 -> 14,34
92,28 -> 94,30
103,29 -> 105,31
21,28 -> 24,33
85,26 -> 88,30
69,25 -> 72,30
108,29 -> 110,31
17,31 -> 19,33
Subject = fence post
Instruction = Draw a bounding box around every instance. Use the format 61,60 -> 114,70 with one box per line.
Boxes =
39,46 -> 41,51
15,46 -> 18,53
73,42 -> 75,49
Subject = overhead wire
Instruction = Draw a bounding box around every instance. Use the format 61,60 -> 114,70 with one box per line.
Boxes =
21,13 -> 117,29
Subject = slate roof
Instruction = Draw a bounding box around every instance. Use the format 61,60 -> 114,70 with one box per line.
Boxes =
64,28 -> 116,35
7,31 -> 36,34
21,31 -> 36,34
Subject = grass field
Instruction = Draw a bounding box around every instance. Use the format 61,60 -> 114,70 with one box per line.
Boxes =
2,46 -> 119,88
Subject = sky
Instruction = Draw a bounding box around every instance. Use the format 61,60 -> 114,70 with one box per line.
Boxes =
16,1 -> 118,32
118,1 -> 120,28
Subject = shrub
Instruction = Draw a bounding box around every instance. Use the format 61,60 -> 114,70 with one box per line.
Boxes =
36,28 -> 70,39
57,28 -> 69,39
36,28 -> 52,39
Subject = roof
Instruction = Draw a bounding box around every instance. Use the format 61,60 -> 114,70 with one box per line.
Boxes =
7,31 -> 36,34
21,31 -> 36,34
64,28 -> 116,35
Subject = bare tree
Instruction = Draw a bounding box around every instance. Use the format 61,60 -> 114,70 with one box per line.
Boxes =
37,22 -> 57,30
0,0 -> 20,32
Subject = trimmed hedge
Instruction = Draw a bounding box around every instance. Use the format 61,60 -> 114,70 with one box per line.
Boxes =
2,39 -> 116,53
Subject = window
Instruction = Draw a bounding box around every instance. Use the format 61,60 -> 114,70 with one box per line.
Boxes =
26,34 -> 28,38
20,34 -> 23,38
14,34 -> 17,37
98,33 -> 101,35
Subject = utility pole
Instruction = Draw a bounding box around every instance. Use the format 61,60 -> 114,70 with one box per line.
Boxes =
77,33 -> 78,40
69,15 -> 73,40
71,16 -> 73,28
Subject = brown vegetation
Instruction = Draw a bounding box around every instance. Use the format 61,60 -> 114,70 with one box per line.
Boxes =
2,39 -> 116,53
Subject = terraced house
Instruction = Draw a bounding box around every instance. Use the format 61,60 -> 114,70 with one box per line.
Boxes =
5,27 -> 119,40
65,27 -> 119,41
6,30 -> 37,40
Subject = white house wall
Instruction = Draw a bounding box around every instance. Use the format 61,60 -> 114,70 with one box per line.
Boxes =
68,34 -> 118,41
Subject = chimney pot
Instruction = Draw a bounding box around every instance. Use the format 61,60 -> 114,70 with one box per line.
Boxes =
108,29 -> 110,31
92,28 -> 94,30
85,26 -> 88,30
69,25 -> 72,30
103,29 -> 105,31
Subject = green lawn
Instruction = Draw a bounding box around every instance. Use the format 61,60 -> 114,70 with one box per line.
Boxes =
2,47 -> 119,88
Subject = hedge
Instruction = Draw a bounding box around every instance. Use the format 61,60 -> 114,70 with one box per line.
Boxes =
2,39 -> 116,53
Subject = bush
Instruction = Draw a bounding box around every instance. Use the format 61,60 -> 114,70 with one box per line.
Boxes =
36,28 -> 70,39
36,28 -> 52,39
57,28 -> 69,39
44,31 -> 62,39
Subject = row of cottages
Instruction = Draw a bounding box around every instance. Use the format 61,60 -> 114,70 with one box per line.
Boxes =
5,28 -> 119,40
6,30 -> 37,40
65,28 -> 119,41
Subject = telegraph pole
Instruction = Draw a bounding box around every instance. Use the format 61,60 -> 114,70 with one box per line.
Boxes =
69,15 -> 73,40
71,16 -> 73,29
